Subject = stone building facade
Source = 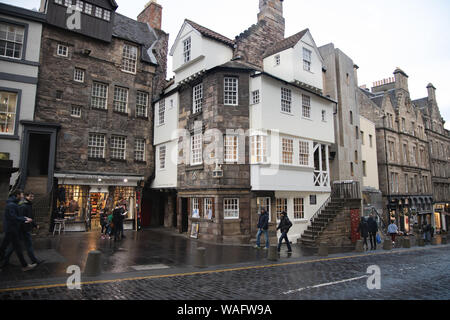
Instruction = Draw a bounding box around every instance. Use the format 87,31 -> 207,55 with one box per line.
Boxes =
26,0 -> 168,231
359,69 -> 434,233
414,84 -> 450,232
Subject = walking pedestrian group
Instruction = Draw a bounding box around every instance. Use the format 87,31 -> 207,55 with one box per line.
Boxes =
358,213 -> 380,251
99,202 -> 128,242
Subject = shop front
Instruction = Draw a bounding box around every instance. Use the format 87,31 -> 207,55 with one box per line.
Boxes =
387,196 -> 433,235
434,203 -> 449,233
54,173 -> 143,232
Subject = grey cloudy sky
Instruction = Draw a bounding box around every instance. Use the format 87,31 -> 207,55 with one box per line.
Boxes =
3,0 -> 450,129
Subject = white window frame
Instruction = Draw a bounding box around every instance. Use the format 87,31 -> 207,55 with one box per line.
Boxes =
224,77 -> 238,106
299,140 -> 310,166
183,37 -> 191,63
95,7 -> 103,18
88,133 -> 105,159
192,198 -> 200,218
158,99 -> 165,125
193,83 -> 203,114
281,88 -> 292,114
282,138 -> 294,165
134,139 -> 146,162
0,91 -> 18,135
64,0 -> 72,7
74,68 -> 85,83
224,198 -> 239,220
57,44 -> 68,57
303,48 -> 312,71
257,197 -> 271,223
0,23 -> 25,60
136,91 -> 148,118
204,198 -> 213,220
113,86 -> 129,114
294,198 -> 305,220
91,82 -> 108,110
302,94 -> 311,119
224,135 -> 238,163
110,136 -> 126,160
103,10 -> 111,21
159,145 -> 166,170
190,133 -> 203,166
122,44 -> 138,74
54,0 -> 63,4
251,90 -> 260,105
276,198 -> 288,221
71,105 -> 82,118
84,3 -> 92,14
251,135 -> 267,164
75,0 -> 83,11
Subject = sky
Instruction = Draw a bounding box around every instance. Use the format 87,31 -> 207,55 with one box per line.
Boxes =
3,0 -> 450,129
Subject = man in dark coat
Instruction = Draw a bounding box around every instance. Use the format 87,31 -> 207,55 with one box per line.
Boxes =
367,213 -> 379,250
112,204 -> 127,241
2,192 -> 43,267
357,217 -> 370,251
0,190 -> 36,271
255,208 -> 270,249
277,211 -> 293,253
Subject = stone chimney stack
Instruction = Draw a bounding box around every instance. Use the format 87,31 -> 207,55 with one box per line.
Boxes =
257,0 -> 285,38
394,68 -> 409,92
137,0 -> 162,30
427,83 -> 436,102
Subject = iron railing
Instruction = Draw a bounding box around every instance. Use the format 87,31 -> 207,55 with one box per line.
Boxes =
309,195 -> 332,235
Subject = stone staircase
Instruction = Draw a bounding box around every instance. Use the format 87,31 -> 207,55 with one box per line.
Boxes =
300,198 -> 346,247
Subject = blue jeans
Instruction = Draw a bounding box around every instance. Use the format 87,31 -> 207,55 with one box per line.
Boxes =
3,231 -> 38,264
256,229 -> 269,248
278,232 -> 292,252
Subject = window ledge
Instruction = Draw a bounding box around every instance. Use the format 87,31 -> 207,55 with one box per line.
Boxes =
111,158 -> 127,163
302,117 -> 313,121
91,107 -> 108,112
136,116 -> 149,121
186,164 -> 204,171
88,157 -> 106,162
281,111 -> 294,116
113,110 -> 129,117
0,134 -> 20,140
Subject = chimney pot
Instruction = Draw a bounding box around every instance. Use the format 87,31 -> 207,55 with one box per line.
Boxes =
138,0 -> 162,30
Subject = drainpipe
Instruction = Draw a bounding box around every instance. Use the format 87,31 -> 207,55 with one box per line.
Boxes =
382,114 -> 391,225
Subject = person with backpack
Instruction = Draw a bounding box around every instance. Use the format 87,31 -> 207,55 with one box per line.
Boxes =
255,208 -> 270,250
367,213 -> 379,250
357,217 -> 370,251
277,211 -> 293,253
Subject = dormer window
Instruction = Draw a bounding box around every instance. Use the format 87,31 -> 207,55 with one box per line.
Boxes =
95,7 -> 103,19
103,10 -> 111,21
122,44 -> 137,74
303,48 -> 312,71
84,3 -> 92,14
183,37 -> 191,63
75,0 -> 83,11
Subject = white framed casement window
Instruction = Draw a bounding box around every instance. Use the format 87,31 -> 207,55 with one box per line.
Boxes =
91,82 -> 108,109
103,10 -> 111,21
0,91 -> 18,135
88,133 -> 105,159
282,138 -> 294,165
190,133 -> 203,166
183,37 -> 191,63
74,68 -> 85,82
57,44 -> 68,57
281,87 -> 291,113
204,198 -> 213,220
75,0 -> 83,11
257,197 -> 271,222
110,136 -> 126,160
122,44 -> 138,74
95,7 -> 103,18
134,139 -> 146,162
293,198 -> 304,220
299,140 -> 309,166
113,87 -> 129,113
0,23 -> 25,59
224,77 -> 238,106
159,145 -> 166,170
302,94 -> 311,119
251,90 -> 260,105
158,99 -> 165,125
224,135 -> 238,163
136,91 -> 148,118
303,48 -> 312,71
191,198 -> 200,218
276,198 -> 287,221
224,198 -> 239,219
71,105 -> 81,118
193,83 -> 203,114
251,135 -> 267,164
84,3 -> 92,14
64,0 -> 72,7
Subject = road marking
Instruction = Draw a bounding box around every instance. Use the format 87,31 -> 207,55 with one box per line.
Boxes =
282,275 -> 369,295
130,264 -> 170,271
0,245 -> 446,294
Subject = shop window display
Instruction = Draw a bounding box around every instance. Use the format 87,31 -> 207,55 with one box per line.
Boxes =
113,186 -> 136,220
57,185 -> 89,221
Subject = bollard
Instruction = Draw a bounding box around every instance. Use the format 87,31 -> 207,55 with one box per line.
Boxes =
355,240 -> 364,253
418,238 -> 425,247
318,242 -> 328,257
383,238 -> 392,250
195,247 -> 207,268
84,250 -> 102,277
268,246 -> 278,262
441,236 -> 447,245
402,238 -> 411,248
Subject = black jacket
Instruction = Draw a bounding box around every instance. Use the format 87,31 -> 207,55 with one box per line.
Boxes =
112,207 -> 125,223
3,196 -> 27,233
277,215 -> 293,233
19,199 -> 36,232
358,220 -> 369,238
257,212 -> 269,230
367,217 -> 378,233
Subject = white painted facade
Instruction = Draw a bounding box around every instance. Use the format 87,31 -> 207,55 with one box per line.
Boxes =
170,21 -> 233,85
360,116 -> 379,190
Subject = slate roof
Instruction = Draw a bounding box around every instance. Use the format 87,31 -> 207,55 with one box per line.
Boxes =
113,13 -> 160,65
185,19 -> 235,48
413,97 -> 429,110
263,29 -> 309,58
0,3 -> 46,23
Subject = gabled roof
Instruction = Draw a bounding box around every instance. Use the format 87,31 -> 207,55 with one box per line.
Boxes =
263,29 -> 309,58
413,97 -> 429,110
184,19 -> 235,48
0,3 -> 46,23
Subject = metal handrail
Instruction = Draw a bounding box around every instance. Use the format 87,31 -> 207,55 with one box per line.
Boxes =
308,195 -> 332,236
368,206 -> 387,236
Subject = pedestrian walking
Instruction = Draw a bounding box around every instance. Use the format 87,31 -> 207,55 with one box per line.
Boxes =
367,213 -> 379,250
100,209 -> 108,239
357,217 -> 369,251
112,204 -> 127,241
0,190 -> 36,272
388,220 -> 398,245
255,208 -> 270,250
2,192 -> 43,267
277,211 -> 293,253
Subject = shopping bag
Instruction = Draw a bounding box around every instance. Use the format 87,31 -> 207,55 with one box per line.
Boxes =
376,233 -> 382,244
